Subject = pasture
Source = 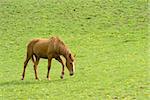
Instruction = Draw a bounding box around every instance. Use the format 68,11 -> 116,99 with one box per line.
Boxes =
0,0 -> 148,99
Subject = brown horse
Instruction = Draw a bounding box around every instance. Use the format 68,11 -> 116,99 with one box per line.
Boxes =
21,36 -> 75,80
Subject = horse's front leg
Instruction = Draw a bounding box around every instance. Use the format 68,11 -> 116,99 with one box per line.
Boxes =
60,65 -> 65,79
47,58 -> 52,80
55,56 -> 65,79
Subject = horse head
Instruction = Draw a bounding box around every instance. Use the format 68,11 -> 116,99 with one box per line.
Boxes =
66,53 -> 75,76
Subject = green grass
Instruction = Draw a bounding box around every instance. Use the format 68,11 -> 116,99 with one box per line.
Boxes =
0,0 -> 149,99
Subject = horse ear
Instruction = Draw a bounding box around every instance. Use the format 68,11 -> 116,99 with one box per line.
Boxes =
69,53 -> 74,61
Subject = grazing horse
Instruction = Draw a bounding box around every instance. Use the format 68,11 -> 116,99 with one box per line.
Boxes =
21,36 -> 75,80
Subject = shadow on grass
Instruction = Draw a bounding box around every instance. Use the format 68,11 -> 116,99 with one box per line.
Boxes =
0,79 -> 67,86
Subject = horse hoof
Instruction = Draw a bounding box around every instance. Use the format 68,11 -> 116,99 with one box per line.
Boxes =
47,78 -> 51,80
60,76 -> 64,79
35,78 -> 40,80
21,78 -> 24,80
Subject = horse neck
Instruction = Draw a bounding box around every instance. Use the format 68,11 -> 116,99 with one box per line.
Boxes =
59,44 -> 70,59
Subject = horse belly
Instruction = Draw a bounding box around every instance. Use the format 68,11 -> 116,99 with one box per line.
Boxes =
40,56 -> 48,59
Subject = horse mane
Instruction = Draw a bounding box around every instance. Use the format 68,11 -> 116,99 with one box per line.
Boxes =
49,36 -> 65,46
49,36 -> 71,55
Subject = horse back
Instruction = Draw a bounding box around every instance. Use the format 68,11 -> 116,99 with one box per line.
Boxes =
27,37 -> 67,58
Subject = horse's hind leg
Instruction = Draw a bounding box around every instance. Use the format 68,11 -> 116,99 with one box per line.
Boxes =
33,55 -> 40,80
21,53 -> 32,80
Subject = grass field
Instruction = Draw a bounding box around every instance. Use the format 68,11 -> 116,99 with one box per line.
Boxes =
0,0 -> 149,99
